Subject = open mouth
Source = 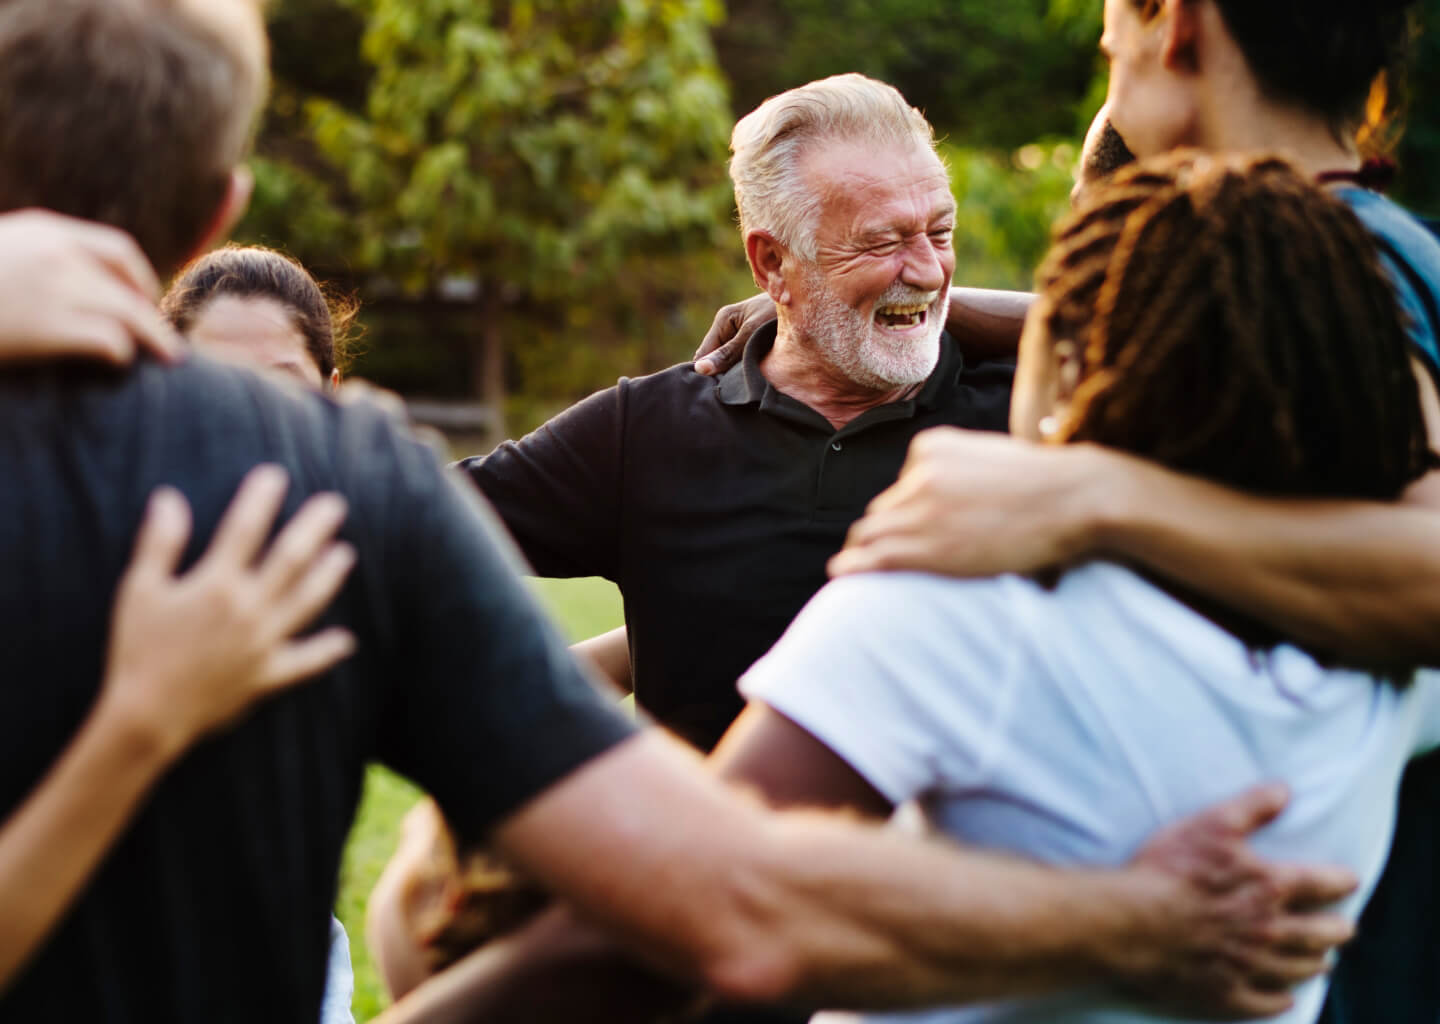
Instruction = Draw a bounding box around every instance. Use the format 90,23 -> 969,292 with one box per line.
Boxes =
874,304 -> 930,331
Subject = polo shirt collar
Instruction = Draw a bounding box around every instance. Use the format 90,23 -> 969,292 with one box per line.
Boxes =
714,320 -> 965,411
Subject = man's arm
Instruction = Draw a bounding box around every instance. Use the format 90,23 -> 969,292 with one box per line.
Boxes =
570,626 -> 631,695
834,359 -> 1440,664
375,728 -> 1352,1022
0,469 -> 354,988
453,385 -> 626,581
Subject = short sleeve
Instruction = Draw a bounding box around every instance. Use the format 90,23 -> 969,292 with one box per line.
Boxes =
455,383 -> 625,580
348,416 -> 638,844
1411,670 -> 1440,756
738,572 -> 1022,805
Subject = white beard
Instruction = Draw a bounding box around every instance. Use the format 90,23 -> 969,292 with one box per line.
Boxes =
798,267 -> 946,391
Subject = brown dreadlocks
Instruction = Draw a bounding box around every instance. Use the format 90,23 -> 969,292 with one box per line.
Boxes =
1036,152 -> 1433,664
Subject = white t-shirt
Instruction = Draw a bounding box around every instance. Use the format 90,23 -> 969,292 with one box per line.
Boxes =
739,563 -> 1440,1024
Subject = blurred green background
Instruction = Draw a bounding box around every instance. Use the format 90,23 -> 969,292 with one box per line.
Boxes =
242,2 -> 1440,1016
241,0 -> 1440,442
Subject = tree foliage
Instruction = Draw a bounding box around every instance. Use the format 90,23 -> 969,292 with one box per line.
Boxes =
244,0 -> 743,415
237,0 -> 1440,410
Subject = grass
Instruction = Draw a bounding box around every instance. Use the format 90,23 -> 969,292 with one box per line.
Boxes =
336,576 -> 624,1021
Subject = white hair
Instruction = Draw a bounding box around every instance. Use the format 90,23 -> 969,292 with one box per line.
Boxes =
729,73 -> 937,261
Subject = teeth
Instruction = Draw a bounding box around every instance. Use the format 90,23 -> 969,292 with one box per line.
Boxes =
878,304 -> 928,315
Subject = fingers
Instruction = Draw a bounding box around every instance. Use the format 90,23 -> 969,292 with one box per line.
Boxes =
1213,987 -> 1294,1020
1269,862 -> 1359,911
204,465 -> 291,569
694,307 -> 741,363
695,334 -> 746,376
264,627 -> 358,690
254,492 -> 349,596
126,487 -> 194,580
268,541 -> 357,635
1259,910 -> 1355,955
75,275 -> 182,364
1198,782 -> 1290,836
63,215 -> 162,300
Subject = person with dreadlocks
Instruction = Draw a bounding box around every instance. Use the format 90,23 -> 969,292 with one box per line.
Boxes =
805,5 -> 1440,1020
370,153 -> 1440,1024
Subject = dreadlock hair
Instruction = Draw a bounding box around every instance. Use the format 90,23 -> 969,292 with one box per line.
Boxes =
1036,151 -> 1433,669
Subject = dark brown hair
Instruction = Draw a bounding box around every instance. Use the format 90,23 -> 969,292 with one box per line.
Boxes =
1037,152 -> 1432,662
0,0 -> 268,275
1135,0 -> 1419,151
162,245 -> 358,379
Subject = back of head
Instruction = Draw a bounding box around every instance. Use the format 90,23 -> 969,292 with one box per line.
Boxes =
0,0 -> 268,276
162,245 -> 356,378
729,73 -> 936,259
1204,0 -> 1418,149
1038,151 -> 1431,504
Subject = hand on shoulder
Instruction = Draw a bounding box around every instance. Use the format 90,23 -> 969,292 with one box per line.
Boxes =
0,210 -> 181,367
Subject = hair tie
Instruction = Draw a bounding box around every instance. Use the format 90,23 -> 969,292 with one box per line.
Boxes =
1316,157 -> 1397,193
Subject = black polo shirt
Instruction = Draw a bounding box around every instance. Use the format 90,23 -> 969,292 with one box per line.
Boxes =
462,325 -> 1013,750
0,357 -> 635,1022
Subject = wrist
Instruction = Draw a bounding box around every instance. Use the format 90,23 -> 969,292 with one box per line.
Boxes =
1064,444 -> 1142,561
1083,865 -> 1174,985
91,682 -> 189,771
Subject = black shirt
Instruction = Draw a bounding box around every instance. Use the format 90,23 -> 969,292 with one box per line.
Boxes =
0,357 -> 635,1023
462,326 -> 1013,750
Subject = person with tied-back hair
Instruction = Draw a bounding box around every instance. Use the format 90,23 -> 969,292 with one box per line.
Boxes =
397,152 -> 1440,1024
162,244 -> 357,392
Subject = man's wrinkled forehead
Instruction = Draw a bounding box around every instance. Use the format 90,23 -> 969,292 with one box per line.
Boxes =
801,136 -> 949,201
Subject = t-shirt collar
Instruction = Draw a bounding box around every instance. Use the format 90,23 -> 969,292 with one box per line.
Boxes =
713,321 -> 963,411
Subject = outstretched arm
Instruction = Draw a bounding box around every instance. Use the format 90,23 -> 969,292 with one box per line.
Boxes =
835,358 -> 1440,664
0,466 -> 355,989
374,727 -> 1353,1023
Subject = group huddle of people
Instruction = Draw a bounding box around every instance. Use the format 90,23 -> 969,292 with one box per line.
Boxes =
3,0 -> 1439,1022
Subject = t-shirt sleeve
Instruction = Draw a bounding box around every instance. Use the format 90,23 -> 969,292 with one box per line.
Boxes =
345,413 -> 638,844
453,383 -> 625,580
1376,250 -> 1440,380
1410,670 -> 1440,756
738,572 -> 1022,805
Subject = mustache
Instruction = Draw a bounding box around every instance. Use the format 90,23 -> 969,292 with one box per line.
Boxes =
875,282 -> 942,307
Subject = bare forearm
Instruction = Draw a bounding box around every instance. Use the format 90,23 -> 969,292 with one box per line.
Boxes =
0,698 -> 177,987
1085,447 -> 1440,663
730,813 -> 1154,1009
945,288 -> 1032,360
494,734 -> 1155,1012
570,626 -> 632,696
374,907 -> 698,1024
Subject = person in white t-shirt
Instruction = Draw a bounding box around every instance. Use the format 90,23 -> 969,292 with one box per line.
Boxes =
718,153 -> 1440,1024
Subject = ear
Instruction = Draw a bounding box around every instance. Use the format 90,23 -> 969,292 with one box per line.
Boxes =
328,368 -> 342,393
1160,0 -> 1202,73
180,167 -> 255,271
744,231 -> 794,307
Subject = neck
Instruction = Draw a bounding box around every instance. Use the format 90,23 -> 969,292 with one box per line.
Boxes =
1199,84 -> 1357,180
764,317 -> 917,430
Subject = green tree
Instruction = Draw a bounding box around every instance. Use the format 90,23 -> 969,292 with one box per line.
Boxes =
268,0 -> 739,425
